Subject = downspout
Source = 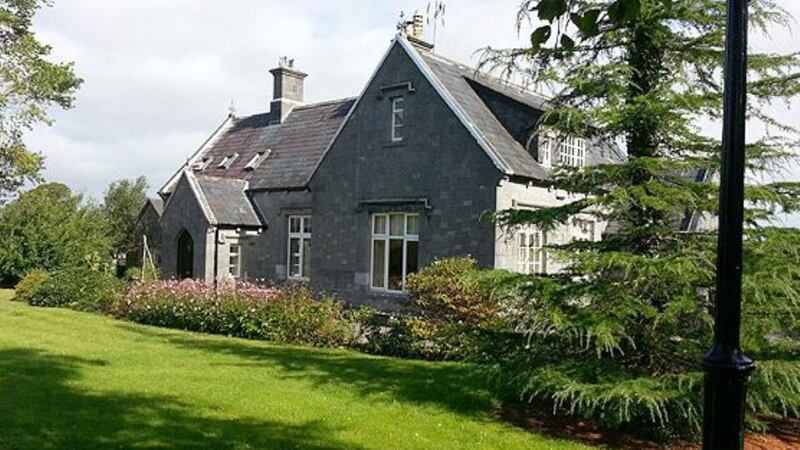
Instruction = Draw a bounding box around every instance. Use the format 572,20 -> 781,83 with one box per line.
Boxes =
213,227 -> 220,292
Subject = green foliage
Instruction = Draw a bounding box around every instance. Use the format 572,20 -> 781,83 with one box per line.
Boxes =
0,0 -> 82,202
31,266 -> 121,312
103,176 -> 149,256
479,0 -> 800,438
12,268 -> 49,303
115,280 -> 355,348
405,257 -> 501,324
0,183 -> 113,283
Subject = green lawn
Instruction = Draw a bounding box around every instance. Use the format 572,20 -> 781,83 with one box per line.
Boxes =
0,300 -> 589,450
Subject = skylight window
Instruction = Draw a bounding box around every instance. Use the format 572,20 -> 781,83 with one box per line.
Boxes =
244,150 -> 271,171
191,157 -> 213,171
217,153 -> 239,169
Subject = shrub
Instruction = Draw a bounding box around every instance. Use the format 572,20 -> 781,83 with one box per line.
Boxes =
114,280 -> 355,347
12,269 -> 50,303
31,266 -> 122,312
405,257 -> 502,325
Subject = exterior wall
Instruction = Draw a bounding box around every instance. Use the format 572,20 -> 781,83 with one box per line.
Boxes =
309,43 -> 503,309
495,179 -> 606,274
159,176 -> 213,279
243,190 -> 312,281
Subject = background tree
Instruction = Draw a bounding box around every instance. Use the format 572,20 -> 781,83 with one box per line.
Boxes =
0,183 -> 111,284
103,176 -> 148,258
479,0 -> 800,437
0,0 -> 82,203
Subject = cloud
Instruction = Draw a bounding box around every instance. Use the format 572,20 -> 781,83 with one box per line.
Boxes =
22,0 -> 800,213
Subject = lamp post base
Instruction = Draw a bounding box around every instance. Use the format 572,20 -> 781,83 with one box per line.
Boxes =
702,348 -> 755,449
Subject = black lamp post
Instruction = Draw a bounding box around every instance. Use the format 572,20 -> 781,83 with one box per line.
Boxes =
701,0 -> 755,449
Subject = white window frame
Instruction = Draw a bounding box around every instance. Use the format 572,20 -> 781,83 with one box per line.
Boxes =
571,217 -> 596,242
370,213 -> 419,292
228,243 -> 242,278
287,215 -> 311,280
558,135 -> 586,168
390,97 -> 404,142
538,134 -> 553,167
517,228 -> 546,275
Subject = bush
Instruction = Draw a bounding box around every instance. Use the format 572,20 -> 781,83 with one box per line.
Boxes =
358,314 -> 487,360
405,257 -> 502,325
12,269 -> 50,303
31,266 -> 122,312
114,280 -> 355,347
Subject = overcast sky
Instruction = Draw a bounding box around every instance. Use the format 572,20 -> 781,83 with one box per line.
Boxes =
24,1 -> 800,207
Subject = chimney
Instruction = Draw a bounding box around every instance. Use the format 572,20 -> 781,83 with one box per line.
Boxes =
402,11 -> 434,51
269,57 -> 307,125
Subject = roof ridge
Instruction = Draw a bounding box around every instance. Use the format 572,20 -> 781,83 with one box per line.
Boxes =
294,96 -> 357,110
230,97 -> 357,124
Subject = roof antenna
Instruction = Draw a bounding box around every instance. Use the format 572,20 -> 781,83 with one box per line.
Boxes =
228,99 -> 237,117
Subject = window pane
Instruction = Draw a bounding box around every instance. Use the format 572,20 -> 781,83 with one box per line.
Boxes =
289,238 -> 301,277
406,215 -> 419,236
390,214 -> 404,236
372,239 -> 386,288
302,238 -> 311,278
290,217 -> 300,233
388,239 -> 404,290
405,240 -> 418,280
373,215 -> 387,235
303,217 -> 311,234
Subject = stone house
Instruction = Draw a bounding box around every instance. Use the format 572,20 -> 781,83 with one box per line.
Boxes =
138,29 -> 628,308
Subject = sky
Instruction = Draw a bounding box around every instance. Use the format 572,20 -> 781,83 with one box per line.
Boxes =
24,0 -> 800,205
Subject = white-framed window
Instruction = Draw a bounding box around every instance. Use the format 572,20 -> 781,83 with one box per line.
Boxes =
538,132 -> 586,168
287,215 -> 311,279
571,218 -> 596,242
517,228 -> 546,274
228,244 -> 241,278
244,150 -> 270,170
371,213 -> 419,292
558,135 -> 586,168
538,134 -> 553,167
390,97 -> 404,142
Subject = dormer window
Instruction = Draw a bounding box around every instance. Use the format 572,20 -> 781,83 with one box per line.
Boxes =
191,156 -> 213,171
217,153 -> 239,169
391,97 -> 404,142
244,150 -> 270,171
559,135 -> 585,168
538,132 -> 586,169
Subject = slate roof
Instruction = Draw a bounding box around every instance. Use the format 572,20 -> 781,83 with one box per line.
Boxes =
193,98 -> 355,190
407,39 -> 625,178
193,174 -> 262,227
147,197 -> 164,217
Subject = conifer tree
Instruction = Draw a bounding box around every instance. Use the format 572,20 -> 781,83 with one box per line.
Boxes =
480,0 -> 800,435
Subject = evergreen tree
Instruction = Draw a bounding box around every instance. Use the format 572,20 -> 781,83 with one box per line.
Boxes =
480,0 -> 800,436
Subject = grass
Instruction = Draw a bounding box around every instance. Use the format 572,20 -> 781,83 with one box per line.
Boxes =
0,299 -> 590,450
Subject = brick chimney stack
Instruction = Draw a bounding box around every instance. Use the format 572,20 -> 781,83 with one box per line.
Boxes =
401,11 -> 434,51
269,57 -> 307,125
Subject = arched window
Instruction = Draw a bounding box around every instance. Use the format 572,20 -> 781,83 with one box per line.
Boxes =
176,229 -> 194,279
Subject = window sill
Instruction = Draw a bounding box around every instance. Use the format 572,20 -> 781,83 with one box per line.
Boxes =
369,288 -> 409,298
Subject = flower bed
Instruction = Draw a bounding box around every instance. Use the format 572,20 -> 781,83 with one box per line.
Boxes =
114,279 -> 355,347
